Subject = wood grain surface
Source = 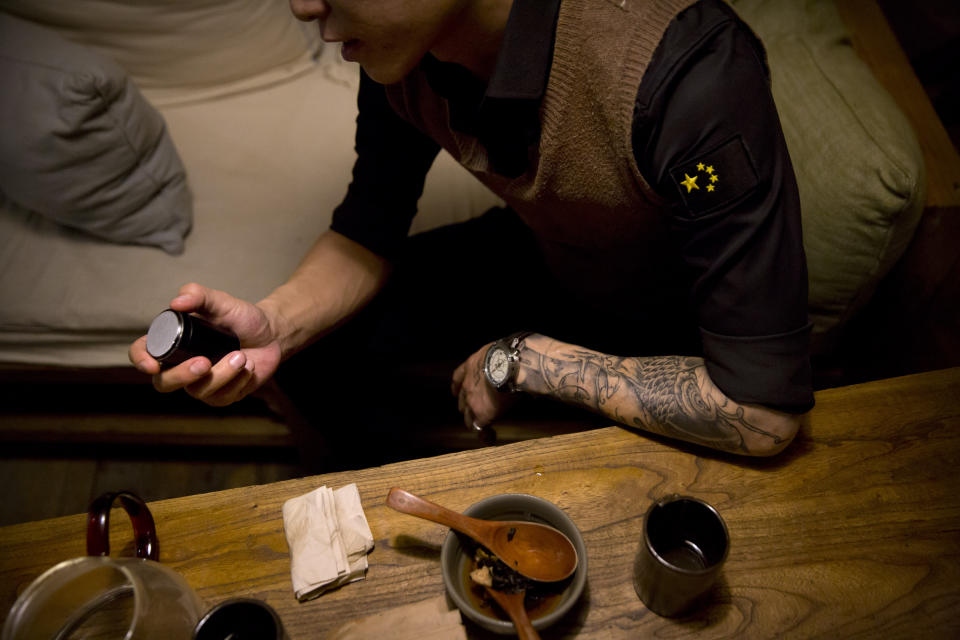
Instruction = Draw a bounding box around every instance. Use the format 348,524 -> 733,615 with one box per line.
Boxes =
2,368 -> 959,638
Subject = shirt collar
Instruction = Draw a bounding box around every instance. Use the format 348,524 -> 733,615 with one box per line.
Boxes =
487,0 -> 561,101
420,0 -> 561,177
423,0 -> 560,102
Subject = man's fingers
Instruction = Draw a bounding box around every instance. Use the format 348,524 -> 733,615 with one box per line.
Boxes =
463,406 -> 476,430
183,351 -> 249,400
456,346 -> 506,430
149,349 -> 257,407
451,362 -> 466,396
203,365 -> 257,407
172,283 -> 242,325
168,282 -> 212,314
152,357 -> 212,393
129,335 -> 161,375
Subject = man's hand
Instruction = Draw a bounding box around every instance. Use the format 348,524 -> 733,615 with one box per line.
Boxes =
129,283 -> 283,407
451,342 -> 520,430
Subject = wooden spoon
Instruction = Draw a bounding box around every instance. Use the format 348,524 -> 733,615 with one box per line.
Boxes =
485,587 -> 540,640
385,488 -> 578,582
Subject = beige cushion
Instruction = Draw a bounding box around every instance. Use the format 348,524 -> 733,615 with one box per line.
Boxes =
732,0 -> 925,353
0,12 -> 191,254
0,0 -> 321,107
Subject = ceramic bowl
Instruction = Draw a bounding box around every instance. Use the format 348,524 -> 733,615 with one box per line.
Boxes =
440,493 -> 588,635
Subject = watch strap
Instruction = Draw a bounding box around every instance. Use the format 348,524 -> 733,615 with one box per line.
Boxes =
505,331 -> 533,352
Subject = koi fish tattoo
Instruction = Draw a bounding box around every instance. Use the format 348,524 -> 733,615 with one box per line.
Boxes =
520,348 -> 783,454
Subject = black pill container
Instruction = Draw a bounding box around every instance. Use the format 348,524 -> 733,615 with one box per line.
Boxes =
146,309 -> 240,366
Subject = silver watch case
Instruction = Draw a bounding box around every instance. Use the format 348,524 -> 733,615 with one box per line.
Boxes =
483,333 -> 529,392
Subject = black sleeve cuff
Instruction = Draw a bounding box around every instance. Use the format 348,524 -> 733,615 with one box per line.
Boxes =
701,323 -> 814,414
331,196 -> 413,260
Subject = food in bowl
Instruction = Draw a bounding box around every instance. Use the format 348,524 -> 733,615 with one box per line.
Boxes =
465,545 -> 571,622
440,493 -> 588,635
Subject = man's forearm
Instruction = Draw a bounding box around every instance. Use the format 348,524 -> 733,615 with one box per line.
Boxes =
257,230 -> 391,360
514,335 -> 799,456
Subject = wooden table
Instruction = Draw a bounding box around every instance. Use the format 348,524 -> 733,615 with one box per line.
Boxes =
3,368 -> 960,638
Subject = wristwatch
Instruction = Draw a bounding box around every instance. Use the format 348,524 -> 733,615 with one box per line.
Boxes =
483,332 -> 532,392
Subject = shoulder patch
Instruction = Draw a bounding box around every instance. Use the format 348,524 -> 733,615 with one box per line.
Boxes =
669,135 -> 759,217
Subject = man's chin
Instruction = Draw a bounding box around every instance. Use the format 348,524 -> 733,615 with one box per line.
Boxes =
359,59 -> 418,86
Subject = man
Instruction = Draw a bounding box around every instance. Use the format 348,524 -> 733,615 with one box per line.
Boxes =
130,0 -> 813,457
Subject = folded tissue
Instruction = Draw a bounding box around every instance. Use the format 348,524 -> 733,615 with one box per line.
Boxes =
282,483 -> 374,601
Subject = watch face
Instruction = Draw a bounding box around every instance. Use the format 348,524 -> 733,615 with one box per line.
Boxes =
487,347 -> 510,385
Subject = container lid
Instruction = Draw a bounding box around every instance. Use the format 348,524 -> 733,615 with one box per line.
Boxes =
146,309 -> 183,359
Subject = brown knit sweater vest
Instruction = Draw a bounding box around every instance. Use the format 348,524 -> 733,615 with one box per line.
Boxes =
387,0 -> 697,296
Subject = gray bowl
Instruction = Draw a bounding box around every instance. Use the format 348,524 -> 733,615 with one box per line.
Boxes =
440,493 -> 588,635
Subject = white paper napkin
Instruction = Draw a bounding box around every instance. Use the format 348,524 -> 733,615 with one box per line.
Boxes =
282,483 -> 374,601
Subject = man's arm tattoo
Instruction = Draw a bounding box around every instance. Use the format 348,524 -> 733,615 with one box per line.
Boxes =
521,349 -> 783,453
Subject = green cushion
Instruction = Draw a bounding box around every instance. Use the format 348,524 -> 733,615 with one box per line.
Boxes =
731,0 -> 925,353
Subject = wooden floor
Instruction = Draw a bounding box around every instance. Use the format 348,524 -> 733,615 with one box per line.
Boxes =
0,378 -> 306,527
0,446 -> 302,527
0,374 -> 601,527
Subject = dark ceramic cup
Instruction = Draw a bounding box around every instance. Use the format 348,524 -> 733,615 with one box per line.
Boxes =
633,495 -> 729,617
193,598 -> 287,640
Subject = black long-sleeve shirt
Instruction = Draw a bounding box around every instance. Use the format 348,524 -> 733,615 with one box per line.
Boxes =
330,0 -> 813,413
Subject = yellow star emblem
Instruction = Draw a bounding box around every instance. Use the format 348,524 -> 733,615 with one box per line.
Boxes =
673,136 -> 757,211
